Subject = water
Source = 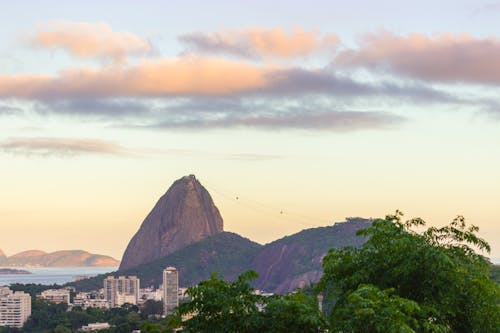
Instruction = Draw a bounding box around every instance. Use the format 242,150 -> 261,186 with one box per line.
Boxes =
0,267 -> 118,286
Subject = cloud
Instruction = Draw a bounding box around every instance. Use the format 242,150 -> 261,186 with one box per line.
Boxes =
0,137 -> 127,157
0,103 -> 23,115
36,98 -> 151,116
336,32 -> 500,84
0,57 -> 456,103
149,103 -> 404,131
0,57 -> 270,98
179,28 -> 338,59
31,21 -> 151,62
0,137 -> 283,161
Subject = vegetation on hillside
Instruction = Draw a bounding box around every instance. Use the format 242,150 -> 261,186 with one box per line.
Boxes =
70,232 -> 261,291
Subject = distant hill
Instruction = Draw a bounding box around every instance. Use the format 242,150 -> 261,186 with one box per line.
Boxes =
0,250 -> 119,267
70,218 -> 372,293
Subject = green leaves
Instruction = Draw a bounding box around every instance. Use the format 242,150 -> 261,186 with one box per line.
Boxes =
318,212 -> 500,333
178,271 -> 262,333
178,271 -> 325,332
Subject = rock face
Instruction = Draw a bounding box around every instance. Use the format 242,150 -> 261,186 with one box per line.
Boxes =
119,175 -> 224,270
251,218 -> 372,293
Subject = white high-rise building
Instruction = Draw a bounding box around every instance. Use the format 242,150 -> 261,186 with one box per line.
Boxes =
0,288 -> 31,328
163,267 -> 179,315
104,276 -> 140,307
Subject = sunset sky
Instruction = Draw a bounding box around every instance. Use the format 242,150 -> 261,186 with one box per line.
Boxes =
1,0 -> 499,262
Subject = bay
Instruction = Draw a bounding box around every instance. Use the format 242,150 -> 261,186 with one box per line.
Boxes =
0,266 -> 117,286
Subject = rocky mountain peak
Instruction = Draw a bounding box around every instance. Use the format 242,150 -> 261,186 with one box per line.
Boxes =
119,175 -> 224,270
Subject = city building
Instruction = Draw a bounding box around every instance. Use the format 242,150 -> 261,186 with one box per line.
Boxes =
139,287 -> 163,304
0,287 -> 31,328
73,292 -> 109,310
104,276 -> 140,307
163,266 -> 179,315
39,289 -> 71,304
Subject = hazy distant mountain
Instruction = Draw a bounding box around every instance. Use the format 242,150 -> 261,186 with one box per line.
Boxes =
71,218 -> 372,293
120,175 -> 224,270
0,250 -> 119,267
0,249 -> 5,260
9,250 -> 47,258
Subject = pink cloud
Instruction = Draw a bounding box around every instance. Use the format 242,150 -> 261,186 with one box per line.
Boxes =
0,137 -> 126,156
0,56 -> 271,98
336,32 -> 500,84
180,28 -> 339,59
32,21 -> 151,62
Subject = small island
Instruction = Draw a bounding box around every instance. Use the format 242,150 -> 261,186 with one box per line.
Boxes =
0,268 -> 32,275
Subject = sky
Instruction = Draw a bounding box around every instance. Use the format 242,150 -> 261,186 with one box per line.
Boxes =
1,0 -> 499,262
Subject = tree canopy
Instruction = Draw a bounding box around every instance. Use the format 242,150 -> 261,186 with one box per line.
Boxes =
177,270 -> 325,333
317,211 -> 500,333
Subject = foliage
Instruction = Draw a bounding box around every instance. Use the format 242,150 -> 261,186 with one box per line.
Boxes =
262,291 -> 326,333
177,270 -> 325,333
8,283 -> 62,297
178,270 -> 262,332
317,211 -> 500,333
329,284 -> 447,333
141,300 -> 164,318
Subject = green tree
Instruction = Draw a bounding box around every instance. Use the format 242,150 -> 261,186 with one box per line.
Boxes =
141,300 -> 164,318
317,211 -> 500,332
178,270 -> 263,332
54,324 -> 72,333
178,270 -> 325,332
263,291 -> 325,333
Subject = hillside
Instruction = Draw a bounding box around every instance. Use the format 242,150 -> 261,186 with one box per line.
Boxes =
0,250 -> 119,267
252,218 -> 372,292
71,218 -> 372,292
70,232 -> 261,291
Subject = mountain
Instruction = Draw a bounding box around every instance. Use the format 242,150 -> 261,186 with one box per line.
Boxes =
9,250 -> 47,258
73,232 -> 260,291
119,175 -> 224,270
252,218 -> 371,293
71,218 -> 372,293
0,249 -> 5,260
0,250 -> 119,267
